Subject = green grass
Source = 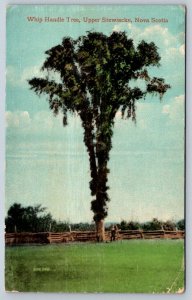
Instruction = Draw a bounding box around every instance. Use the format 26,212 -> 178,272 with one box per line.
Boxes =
5,240 -> 184,293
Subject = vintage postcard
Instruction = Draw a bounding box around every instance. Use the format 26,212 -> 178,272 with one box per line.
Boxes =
5,5 -> 185,293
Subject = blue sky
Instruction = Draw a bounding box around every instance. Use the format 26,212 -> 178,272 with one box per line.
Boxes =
6,5 -> 185,223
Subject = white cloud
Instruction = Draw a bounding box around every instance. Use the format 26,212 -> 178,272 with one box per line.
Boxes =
6,111 -> 31,128
137,25 -> 174,46
162,105 -> 170,114
7,64 -> 62,88
179,44 -> 185,56
6,94 -> 184,133
7,64 -> 45,88
20,66 -> 44,83
6,66 -> 19,87
113,23 -> 176,46
6,110 -> 64,131
175,94 -> 185,104
115,110 -> 122,119
162,95 -> 184,123
134,25 -> 185,63
6,111 -> 19,127
164,44 -> 185,63
113,25 -> 121,32
112,23 -> 185,63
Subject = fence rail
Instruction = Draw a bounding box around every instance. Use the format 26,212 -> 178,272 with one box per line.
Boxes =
5,230 -> 185,245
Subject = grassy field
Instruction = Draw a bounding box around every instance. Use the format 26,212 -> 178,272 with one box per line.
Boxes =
5,240 -> 184,293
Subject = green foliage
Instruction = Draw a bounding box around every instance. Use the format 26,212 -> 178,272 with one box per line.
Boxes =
28,32 -> 170,222
163,220 -> 176,231
71,222 -> 95,231
5,203 -> 68,233
51,221 -> 70,232
5,203 -> 49,233
119,219 -> 184,231
5,203 -> 95,232
142,218 -> 163,231
119,220 -> 127,230
177,219 -> 185,231
120,220 -> 140,230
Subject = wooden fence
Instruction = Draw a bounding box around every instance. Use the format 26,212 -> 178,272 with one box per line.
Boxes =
5,230 -> 185,245
5,232 -> 50,245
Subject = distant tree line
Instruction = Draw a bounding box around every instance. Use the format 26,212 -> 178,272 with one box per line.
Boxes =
5,203 -> 184,233
118,218 -> 185,231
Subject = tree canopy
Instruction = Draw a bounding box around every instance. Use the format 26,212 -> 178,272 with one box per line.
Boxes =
28,32 -> 170,239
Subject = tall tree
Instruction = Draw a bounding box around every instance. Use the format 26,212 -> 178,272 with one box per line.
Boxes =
29,32 -> 170,241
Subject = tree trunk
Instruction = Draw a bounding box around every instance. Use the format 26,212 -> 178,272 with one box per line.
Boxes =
95,219 -> 105,242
